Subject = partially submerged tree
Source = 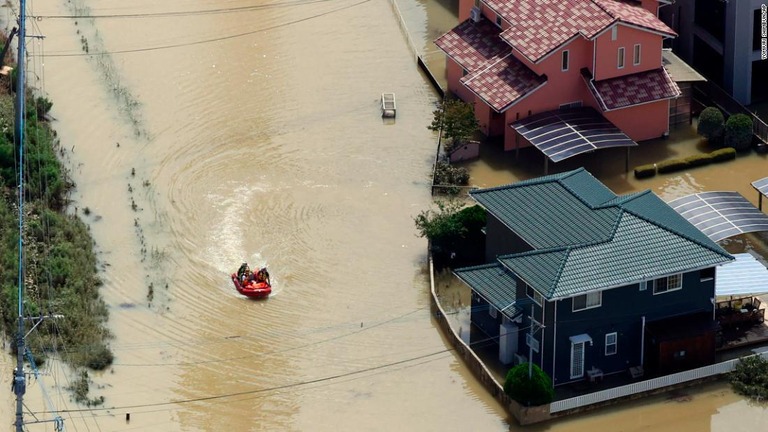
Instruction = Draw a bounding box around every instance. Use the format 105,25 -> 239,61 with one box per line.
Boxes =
697,107 -> 725,146
724,113 -> 754,151
503,363 -> 555,406
429,98 -> 480,153
414,201 -> 486,267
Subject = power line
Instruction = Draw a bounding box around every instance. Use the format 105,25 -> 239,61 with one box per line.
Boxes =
34,0 -> 372,57
34,348 -> 453,415
30,0 -> 338,19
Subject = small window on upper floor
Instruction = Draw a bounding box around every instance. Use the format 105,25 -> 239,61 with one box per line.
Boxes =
526,284 -> 543,306
653,274 -> 682,295
617,47 -> 625,69
573,291 -> 601,312
700,267 -> 715,281
561,50 -> 569,72
611,26 -> 617,41
495,14 -> 502,28
633,44 -> 641,66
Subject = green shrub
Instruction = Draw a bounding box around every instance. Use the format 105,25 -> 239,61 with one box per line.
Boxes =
429,97 -> 479,145
503,363 -> 554,406
656,158 -> 689,174
634,164 -> 657,179
724,113 -> 754,151
730,355 -> 768,400
697,107 -> 725,145
684,153 -> 714,168
710,147 -> 737,162
414,202 -> 486,267
433,161 -> 469,195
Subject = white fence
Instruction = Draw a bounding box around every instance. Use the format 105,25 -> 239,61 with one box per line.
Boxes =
550,350 -> 768,413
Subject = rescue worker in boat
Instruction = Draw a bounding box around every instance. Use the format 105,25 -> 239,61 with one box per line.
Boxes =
255,267 -> 270,285
237,263 -> 250,283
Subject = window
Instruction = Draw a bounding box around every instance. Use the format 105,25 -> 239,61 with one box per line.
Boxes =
495,14 -> 502,28
570,341 -> 585,378
633,44 -> 641,65
573,291 -> 601,311
561,50 -> 569,71
700,267 -> 715,281
611,26 -> 617,41
653,274 -> 682,294
605,332 -> 617,355
617,47 -> 625,69
462,68 -> 468,77
639,280 -> 647,291
526,285 -> 543,305
489,305 -> 497,319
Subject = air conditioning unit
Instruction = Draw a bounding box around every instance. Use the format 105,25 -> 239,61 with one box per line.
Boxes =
470,6 -> 482,23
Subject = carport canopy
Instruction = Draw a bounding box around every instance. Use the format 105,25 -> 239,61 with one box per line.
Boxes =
716,253 -> 768,296
510,107 -> 637,172
667,191 -> 768,242
753,176 -> 768,210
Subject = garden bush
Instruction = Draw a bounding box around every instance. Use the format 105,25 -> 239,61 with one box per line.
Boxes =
724,113 -> 754,151
433,161 -> 469,195
697,107 -> 725,146
710,147 -> 737,162
730,355 -> 768,401
503,363 -> 554,406
656,158 -> 689,174
633,164 -> 657,179
414,202 -> 486,267
683,153 -> 714,168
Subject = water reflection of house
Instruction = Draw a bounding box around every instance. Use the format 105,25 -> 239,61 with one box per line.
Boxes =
454,168 -> 734,386
434,0 -> 702,168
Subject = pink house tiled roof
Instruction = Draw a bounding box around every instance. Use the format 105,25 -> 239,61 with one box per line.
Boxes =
461,54 -> 547,113
588,67 -> 680,111
486,0 -> 676,63
434,19 -> 509,74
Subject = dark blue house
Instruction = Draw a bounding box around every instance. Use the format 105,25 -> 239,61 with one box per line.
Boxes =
454,168 -> 733,386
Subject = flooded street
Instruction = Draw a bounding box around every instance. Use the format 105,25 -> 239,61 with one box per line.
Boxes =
2,0 -> 768,431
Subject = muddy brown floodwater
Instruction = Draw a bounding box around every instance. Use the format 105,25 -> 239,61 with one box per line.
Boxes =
1,0 -> 767,431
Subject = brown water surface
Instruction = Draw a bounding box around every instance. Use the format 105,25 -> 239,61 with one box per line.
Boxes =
2,1 -> 768,431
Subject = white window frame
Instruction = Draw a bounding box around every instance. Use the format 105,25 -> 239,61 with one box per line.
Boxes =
611,26 -> 617,41
633,44 -> 641,65
561,50 -> 569,72
653,274 -> 683,295
572,291 -> 602,312
526,285 -> 543,306
617,47 -> 625,69
605,332 -> 617,356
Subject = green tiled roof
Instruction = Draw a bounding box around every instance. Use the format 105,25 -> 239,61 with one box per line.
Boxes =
470,169 -> 621,249
500,213 -> 732,299
454,264 -> 520,316
466,168 -> 733,300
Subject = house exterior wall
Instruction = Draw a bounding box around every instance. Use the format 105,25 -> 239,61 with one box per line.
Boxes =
484,214 -> 533,262
537,270 -> 715,386
446,59 -> 476,103
458,0 -> 476,21
471,293 -> 502,339
594,24 -> 664,81
659,0 -> 764,105
603,99 -> 670,141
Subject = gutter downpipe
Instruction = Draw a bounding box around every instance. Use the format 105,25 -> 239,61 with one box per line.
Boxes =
552,301 -> 557,386
640,315 -> 646,367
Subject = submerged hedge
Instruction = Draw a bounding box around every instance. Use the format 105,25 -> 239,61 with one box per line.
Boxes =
634,147 -> 738,179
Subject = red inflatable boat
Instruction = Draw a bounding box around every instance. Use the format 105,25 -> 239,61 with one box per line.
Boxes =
231,273 -> 272,299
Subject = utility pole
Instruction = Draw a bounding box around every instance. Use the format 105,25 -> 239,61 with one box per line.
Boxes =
13,1 -> 27,431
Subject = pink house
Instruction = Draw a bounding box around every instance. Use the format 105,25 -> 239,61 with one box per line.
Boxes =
435,0 -> 681,166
